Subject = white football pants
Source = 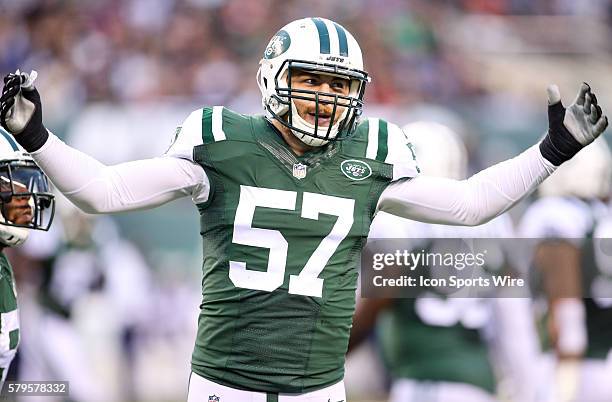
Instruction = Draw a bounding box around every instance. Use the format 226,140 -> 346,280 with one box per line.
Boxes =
187,372 -> 346,402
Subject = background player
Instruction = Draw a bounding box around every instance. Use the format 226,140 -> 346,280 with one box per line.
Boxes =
0,127 -> 54,391
520,138 -> 612,402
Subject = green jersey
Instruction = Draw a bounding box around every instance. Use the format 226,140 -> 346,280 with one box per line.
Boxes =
166,106 -> 418,393
378,298 -> 496,393
0,252 -> 19,387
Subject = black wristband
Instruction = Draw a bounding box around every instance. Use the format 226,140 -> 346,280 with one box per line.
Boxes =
16,124 -> 49,153
540,102 -> 583,166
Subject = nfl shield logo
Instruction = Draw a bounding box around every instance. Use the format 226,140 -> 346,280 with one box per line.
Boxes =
292,163 -> 307,179
208,395 -> 220,402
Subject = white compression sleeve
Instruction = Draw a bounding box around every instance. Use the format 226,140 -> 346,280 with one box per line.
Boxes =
31,134 -> 209,213
377,144 -> 556,225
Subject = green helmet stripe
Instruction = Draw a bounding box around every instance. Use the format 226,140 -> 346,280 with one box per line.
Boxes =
333,23 -> 349,57
0,128 -> 19,151
311,18 -> 330,54
201,107 -> 214,144
376,120 -> 389,162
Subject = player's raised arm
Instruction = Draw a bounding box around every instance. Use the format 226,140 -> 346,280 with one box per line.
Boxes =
0,71 -> 209,214
377,83 -> 608,226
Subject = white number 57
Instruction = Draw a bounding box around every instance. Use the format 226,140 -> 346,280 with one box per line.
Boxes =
229,185 -> 355,297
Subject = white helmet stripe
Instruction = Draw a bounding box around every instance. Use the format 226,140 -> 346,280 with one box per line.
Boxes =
311,18 -> 330,54
322,18 -> 340,57
332,22 -> 349,57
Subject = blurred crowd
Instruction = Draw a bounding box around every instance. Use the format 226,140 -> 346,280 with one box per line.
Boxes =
1,0 -> 612,132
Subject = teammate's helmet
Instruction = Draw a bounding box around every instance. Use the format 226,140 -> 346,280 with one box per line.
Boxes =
0,128 -> 54,246
257,17 -> 370,147
539,137 -> 612,200
403,121 -> 468,180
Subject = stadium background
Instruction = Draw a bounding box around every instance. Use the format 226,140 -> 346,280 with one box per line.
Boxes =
1,0 -> 611,401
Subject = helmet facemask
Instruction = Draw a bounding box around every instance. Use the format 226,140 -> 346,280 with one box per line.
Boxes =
0,159 -> 55,233
264,59 -> 369,147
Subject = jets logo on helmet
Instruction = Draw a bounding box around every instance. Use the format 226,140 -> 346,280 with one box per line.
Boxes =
264,30 -> 291,59
258,17 -> 370,147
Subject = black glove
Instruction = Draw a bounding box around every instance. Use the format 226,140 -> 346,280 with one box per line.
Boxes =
540,83 -> 608,166
0,70 -> 49,152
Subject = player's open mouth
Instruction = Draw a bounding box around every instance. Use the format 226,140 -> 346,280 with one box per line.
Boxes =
308,112 -> 332,127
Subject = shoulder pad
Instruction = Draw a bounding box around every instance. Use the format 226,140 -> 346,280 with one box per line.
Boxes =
201,106 -> 254,144
165,106 -> 256,160
164,108 -> 204,161
359,118 -> 419,181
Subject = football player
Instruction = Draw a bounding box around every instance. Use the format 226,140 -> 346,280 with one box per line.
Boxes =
0,17 -> 608,401
0,127 -> 54,391
349,122 -> 539,402
520,138 -> 612,402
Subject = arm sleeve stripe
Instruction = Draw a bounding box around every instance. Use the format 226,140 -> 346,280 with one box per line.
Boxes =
365,118 -> 379,159
333,23 -> 349,57
375,119 -> 389,162
311,18 -> 330,55
212,106 -> 226,141
202,108 -> 214,143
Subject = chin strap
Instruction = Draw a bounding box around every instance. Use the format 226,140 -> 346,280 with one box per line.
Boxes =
289,100 -> 348,147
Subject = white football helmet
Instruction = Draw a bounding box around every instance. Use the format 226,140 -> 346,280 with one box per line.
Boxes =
0,128 -> 55,246
539,137 -> 612,200
257,17 -> 370,147
403,121 -> 468,180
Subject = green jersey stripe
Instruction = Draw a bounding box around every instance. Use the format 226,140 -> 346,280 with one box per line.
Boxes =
311,18 -> 330,54
365,118 -> 379,159
202,108 -> 214,143
333,23 -> 349,57
376,120 -> 389,162
0,128 -> 19,151
212,106 -> 226,141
